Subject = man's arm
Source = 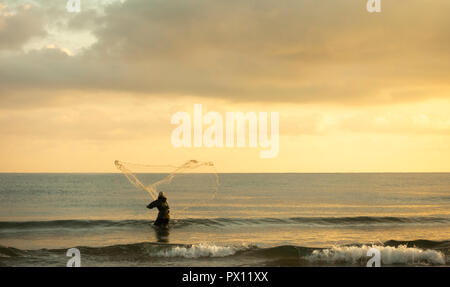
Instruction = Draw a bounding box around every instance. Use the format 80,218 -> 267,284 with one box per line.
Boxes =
147,199 -> 158,209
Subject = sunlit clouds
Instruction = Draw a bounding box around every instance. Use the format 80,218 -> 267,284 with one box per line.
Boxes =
0,0 -> 449,172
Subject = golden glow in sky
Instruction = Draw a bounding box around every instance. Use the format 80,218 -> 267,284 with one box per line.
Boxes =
0,0 -> 449,172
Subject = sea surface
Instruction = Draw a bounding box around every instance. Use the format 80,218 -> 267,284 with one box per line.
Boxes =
0,173 -> 449,267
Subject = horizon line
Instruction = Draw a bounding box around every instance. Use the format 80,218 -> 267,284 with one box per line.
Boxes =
0,171 -> 449,174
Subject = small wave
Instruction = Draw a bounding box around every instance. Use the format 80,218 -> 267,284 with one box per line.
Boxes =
288,216 -> 450,225
174,216 -> 450,227
0,220 -> 149,231
0,246 -> 27,258
1,216 -> 448,231
384,239 -> 450,251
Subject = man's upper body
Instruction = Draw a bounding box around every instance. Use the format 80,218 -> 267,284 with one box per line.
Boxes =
147,192 -> 170,220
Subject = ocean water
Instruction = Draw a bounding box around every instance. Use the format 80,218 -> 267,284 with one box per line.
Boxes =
0,173 -> 449,267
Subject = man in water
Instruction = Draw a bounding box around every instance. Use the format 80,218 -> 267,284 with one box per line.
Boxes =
147,192 -> 170,226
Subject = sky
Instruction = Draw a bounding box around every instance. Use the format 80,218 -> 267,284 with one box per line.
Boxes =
0,0 -> 449,172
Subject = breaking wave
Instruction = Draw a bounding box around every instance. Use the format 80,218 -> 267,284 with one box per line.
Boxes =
153,243 -> 239,258
1,240 -> 448,266
306,244 -> 446,265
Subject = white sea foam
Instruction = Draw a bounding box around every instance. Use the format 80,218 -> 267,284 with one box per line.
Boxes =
154,243 -> 239,258
306,245 -> 446,265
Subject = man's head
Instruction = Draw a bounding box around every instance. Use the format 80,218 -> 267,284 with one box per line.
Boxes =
158,192 -> 166,199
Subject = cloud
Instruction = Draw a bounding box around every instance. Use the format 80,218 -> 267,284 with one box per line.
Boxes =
0,97 -> 173,141
0,0 -> 449,106
0,4 -> 46,50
